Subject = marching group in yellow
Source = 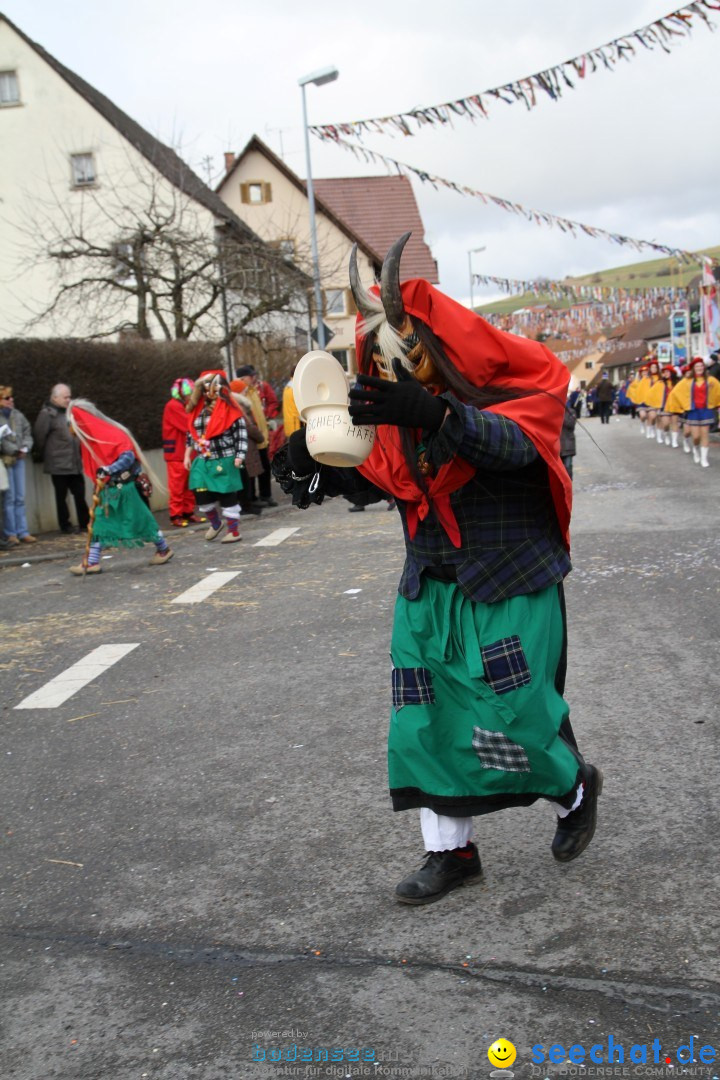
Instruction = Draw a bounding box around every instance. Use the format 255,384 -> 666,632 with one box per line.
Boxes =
626,356 -> 720,468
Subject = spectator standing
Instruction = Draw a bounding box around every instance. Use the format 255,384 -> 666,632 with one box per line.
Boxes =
234,366 -> 278,506
560,404 -> 577,478
162,378 -> 201,527
0,457 -> 10,549
282,373 -> 302,438
33,383 -> 90,534
231,389 -> 266,517
0,386 -> 36,544
595,372 -> 614,424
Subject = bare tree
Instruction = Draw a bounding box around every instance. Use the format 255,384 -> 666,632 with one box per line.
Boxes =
11,155 -> 310,348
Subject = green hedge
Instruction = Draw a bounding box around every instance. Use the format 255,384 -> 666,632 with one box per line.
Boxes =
0,338 -> 225,449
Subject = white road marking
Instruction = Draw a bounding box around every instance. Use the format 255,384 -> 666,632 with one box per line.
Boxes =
253,527 -> 300,547
171,571 -> 240,605
15,644 -> 140,710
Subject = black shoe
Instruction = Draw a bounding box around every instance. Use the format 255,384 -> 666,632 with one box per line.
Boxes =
259,497 -> 278,508
244,504 -> 263,516
551,764 -> 603,863
395,843 -> 482,905
60,525 -> 74,534
348,504 -> 365,512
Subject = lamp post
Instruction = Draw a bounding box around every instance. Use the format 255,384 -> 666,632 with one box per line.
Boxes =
299,65 -> 339,350
468,245 -> 487,311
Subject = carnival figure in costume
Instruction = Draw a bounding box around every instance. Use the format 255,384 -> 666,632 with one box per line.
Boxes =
276,233 -> 601,906
184,370 -> 247,542
666,357 -> 720,467
66,400 -> 173,575
163,377 -> 202,526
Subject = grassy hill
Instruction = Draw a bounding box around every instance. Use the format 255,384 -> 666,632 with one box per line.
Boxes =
475,245 -> 720,317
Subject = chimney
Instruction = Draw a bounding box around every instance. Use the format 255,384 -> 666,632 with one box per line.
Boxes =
224,152 -> 235,174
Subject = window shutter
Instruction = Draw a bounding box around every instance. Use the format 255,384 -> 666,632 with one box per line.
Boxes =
345,288 -> 357,316
263,182 -> 272,203
240,182 -> 250,204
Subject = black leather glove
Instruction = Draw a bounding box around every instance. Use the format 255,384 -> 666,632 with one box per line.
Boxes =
348,358 -> 446,430
287,429 -> 317,477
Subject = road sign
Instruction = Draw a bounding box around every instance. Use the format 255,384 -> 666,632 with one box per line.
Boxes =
311,321 -> 334,347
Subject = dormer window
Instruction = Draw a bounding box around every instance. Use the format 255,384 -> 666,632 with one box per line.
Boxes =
240,181 -> 272,205
0,71 -> 20,105
71,153 -> 96,187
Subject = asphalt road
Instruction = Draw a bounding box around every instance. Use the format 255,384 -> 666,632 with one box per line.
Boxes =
2,416 -> 719,1080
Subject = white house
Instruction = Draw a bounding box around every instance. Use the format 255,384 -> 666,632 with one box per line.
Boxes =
0,14 -> 298,345
217,135 -> 438,373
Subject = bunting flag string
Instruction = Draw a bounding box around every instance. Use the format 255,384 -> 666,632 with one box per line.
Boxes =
484,288 -> 684,348
322,135 -> 701,262
310,2 -> 720,141
472,272 -> 709,302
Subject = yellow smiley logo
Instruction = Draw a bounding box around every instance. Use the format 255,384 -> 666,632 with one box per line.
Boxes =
488,1039 -> 517,1069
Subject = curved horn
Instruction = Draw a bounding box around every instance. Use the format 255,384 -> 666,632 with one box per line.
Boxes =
380,232 -> 411,330
348,244 -> 377,320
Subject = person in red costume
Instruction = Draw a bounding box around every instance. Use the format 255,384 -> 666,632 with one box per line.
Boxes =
162,377 -> 202,527
277,233 -> 601,906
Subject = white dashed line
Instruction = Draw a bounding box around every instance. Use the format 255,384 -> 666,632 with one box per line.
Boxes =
253,527 -> 300,547
15,644 -> 141,710
171,571 -> 241,604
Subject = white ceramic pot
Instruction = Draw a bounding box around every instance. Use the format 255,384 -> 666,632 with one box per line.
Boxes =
303,405 -> 375,466
293,350 -> 375,466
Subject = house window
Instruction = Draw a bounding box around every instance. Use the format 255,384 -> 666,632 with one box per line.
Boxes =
112,241 -> 136,283
71,153 -> 96,187
324,289 -> 346,317
240,181 -> 272,205
0,71 -> 20,105
585,361 -> 593,370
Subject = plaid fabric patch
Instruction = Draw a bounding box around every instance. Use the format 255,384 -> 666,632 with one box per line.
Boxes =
392,666 -> 435,710
472,727 -> 531,773
481,636 -> 532,695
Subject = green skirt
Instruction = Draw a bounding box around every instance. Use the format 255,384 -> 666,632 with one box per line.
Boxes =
92,483 -> 161,548
189,455 -> 243,495
388,580 -> 579,816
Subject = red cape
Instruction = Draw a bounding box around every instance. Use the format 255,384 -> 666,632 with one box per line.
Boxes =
356,279 -> 572,549
71,406 -> 135,479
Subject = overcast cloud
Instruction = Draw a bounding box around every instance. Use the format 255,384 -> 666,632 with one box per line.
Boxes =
4,0 -> 718,303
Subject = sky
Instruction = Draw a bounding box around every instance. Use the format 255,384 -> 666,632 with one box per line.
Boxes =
4,0 -> 719,305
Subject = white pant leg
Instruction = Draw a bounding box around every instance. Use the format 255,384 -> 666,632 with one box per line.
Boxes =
420,808 -> 473,851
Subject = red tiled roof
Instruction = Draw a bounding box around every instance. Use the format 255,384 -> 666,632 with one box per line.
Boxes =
314,176 -> 438,283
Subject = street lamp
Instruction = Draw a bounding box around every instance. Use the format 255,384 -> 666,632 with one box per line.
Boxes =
468,246 -> 487,311
299,65 -> 339,350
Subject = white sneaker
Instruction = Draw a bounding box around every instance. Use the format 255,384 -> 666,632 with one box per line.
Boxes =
692,445 -> 700,464
205,523 -> 224,541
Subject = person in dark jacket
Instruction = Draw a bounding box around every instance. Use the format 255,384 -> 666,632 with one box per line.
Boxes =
34,383 -> 90,533
560,404 -> 577,478
595,372 -> 615,424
